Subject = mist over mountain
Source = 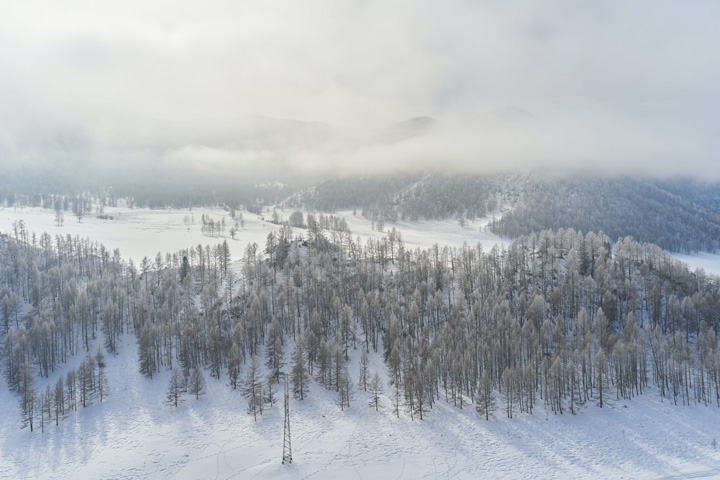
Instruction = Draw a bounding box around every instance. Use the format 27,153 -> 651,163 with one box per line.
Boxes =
0,103 -> 444,188
3,0 -> 719,189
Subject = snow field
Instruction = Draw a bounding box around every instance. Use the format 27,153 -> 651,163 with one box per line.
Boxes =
0,203 -> 276,267
673,252 -> 720,277
0,204 -> 506,268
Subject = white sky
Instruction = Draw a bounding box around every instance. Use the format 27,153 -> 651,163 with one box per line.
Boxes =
1,0 -> 719,179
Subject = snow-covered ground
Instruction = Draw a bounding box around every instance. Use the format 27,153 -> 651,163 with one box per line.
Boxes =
0,205 -> 507,266
673,252 -> 720,277
332,209 -> 507,252
2,334 -> 720,480
0,204 -> 275,266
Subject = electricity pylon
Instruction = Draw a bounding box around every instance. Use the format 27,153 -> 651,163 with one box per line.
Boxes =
282,373 -> 292,464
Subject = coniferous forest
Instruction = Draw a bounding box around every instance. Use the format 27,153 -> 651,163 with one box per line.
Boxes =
4,214 -> 720,431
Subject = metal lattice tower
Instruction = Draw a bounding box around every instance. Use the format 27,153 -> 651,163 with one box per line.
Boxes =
282,374 -> 292,464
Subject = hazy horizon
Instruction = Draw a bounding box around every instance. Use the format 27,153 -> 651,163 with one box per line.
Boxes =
1,0 -> 719,183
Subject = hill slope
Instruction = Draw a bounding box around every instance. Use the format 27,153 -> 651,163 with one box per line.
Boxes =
2,334 -> 720,480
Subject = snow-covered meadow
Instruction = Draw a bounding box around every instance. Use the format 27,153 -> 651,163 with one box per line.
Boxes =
3,204 -> 720,479
0,203 -> 272,267
0,204 -> 506,266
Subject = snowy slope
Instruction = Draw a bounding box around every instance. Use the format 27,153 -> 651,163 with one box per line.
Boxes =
2,334 -> 720,479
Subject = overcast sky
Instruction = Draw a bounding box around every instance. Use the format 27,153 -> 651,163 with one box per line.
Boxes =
1,0 -> 719,179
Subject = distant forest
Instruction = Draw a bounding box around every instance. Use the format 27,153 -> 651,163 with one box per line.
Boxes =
0,170 -> 292,211
4,170 -> 720,254
289,173 -> 720,254
4,213 -> 720,430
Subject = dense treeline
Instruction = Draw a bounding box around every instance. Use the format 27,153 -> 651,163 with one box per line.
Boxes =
289,173 -> 720,254
0,177 -> 290,212
491,176 -> 720,254
0,228 -> 230,429
655,178 -> 720,213
112,181 -> 286,211
288,173 -> 507,223
3,217 -> 720,429
288,174 -> 420,213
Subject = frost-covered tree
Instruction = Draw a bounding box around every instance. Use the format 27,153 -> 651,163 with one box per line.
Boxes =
244,355 -> 264,421
40,385 -> 52,433
291,342 -> 309,400
227,343 -> 242,390
368,371 -> 383,411
336,367 -> 352,411
358,350 -> 369,391
166,368 -> 186,407
188,368 -> 206,400
20,362 -> 36,431
66,368 -> 77,412
95,346 -> 109,402
78,356 -> 95,408
288,210 -> 304,228
387,342 -> 402,418
476,370 -> 496,421
266,318 -> 284,384
53,376 -> 65,425
138,321 -> 158,379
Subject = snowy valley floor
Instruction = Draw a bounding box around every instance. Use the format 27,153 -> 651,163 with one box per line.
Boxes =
0,204 -> 507,267
3,203 -> 720,278
2,335 -> 720,480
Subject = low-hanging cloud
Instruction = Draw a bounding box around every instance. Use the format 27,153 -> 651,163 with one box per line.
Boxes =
0,0 -> 718,182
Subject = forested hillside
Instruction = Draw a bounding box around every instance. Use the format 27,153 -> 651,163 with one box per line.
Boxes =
3,215 -> 720,432
289,173 -> 720,253
0,171 -> 292,211
287,173 -> 506,222
491,176 -> 720,254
